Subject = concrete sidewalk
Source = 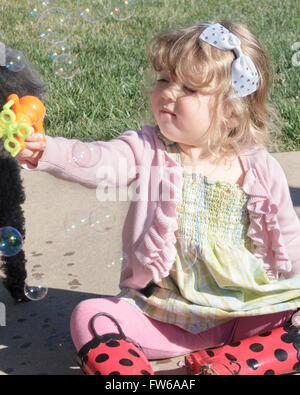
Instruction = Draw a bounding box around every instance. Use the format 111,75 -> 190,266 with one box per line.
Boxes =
0,151 -> 299,375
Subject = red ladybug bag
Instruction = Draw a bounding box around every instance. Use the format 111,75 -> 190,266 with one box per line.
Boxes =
185,323 -> 300,375
76,312 -> 154,375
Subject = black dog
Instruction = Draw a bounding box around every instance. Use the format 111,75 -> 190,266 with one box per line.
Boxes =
0,51 -> 46,302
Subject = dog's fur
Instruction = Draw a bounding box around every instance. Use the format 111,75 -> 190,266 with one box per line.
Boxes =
0,56 -> 46,302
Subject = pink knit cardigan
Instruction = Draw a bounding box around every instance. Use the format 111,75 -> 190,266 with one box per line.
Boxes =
21,126 -> 300,288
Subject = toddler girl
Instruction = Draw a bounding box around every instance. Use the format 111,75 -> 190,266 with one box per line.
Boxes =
17,21 -> 300,374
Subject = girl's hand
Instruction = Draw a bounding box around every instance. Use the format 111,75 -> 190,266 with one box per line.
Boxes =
15,133 -> 46,166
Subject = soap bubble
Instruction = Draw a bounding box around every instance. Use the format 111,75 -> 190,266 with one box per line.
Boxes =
38,7 -> 74,44
64,210 -> 90,237
29,0 -> 51,18
77,0 -> 110,23
110,0 -> 136,21
71,141 -> 91,167
5,49 -> 26,72
53,53 -> 78,79
106,250 -> 128,272
49,42 -> 69,60
0,226 -> 23,257
89,206 -> 115,233
25,265 -> 48,301
24,284 -> 48,301
71,140 -> 101,168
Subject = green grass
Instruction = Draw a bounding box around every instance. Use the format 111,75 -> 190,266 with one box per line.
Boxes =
0,0 -> 299,151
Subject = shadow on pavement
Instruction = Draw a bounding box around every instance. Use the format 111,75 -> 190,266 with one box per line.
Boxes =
0,287 -> 115,375
290,186 -> 300,207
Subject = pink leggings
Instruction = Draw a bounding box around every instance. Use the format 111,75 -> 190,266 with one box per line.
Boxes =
70,296 -> 294,360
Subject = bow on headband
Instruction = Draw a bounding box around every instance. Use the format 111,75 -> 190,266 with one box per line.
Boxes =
199,23 -> 259,98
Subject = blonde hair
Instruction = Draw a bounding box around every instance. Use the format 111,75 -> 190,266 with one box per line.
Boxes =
146,21 -> 280,159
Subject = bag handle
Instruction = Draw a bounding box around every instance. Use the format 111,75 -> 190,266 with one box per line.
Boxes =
91,312 -> 126,340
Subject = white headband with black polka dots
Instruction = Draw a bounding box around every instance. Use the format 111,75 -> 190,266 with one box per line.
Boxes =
199,23 -> 259,97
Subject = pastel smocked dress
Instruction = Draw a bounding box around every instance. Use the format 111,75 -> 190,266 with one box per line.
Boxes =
119,133 -> 300,334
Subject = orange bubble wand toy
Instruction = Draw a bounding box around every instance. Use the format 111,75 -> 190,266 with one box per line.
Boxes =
0,94 -> 46,157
